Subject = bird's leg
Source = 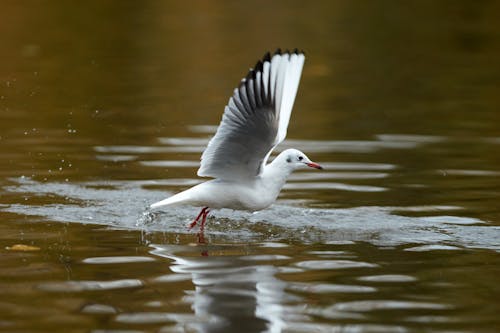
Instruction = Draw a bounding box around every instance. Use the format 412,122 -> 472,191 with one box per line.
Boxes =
197,232 -> 206,244
189,207 -> 209,230
199,208 -> 211,232
196,208 -> 210,244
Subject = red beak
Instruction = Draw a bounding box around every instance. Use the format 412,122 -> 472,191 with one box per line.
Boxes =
306,162 -> 323,170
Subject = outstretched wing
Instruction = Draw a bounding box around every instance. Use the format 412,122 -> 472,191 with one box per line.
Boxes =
197,49 -> 305,180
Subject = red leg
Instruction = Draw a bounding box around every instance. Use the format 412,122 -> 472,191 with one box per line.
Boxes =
199,208 -> 210,231
189,207 -> 209,230
197,208 -> 210,244
197,232 -> 206,244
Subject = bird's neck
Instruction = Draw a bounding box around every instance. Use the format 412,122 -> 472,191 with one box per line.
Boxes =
261,156 -> 293,189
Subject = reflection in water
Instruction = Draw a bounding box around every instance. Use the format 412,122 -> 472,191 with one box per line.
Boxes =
0,1 -> 499,332
150,244 -> 288,333
145,242 -> 463,333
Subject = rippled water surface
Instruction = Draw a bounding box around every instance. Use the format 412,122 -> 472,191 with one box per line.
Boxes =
1,2 -> 500,333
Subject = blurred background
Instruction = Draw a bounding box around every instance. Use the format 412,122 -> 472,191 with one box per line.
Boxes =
0,1 -> 499,332
2,1 -> 500,179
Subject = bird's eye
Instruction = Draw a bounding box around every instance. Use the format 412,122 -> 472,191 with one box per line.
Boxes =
298,156 -> 303,161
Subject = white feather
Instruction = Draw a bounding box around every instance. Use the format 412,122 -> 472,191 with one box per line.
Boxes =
196,50 -> 305,181
150,50 -> 313,211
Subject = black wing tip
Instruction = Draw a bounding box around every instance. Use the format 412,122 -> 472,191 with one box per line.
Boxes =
254,60 -> 263,73
263,48 -> 305,61
293,48 -> 305,55
247,58 -> 266,81
245,68 -> 255,81
263,51 -> 271,62
249,48 -> 305,78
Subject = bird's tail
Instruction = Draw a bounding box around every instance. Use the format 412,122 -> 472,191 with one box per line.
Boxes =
150,190 -> 190,209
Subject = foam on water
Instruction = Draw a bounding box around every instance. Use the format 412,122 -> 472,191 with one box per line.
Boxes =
2,176 -> 499,251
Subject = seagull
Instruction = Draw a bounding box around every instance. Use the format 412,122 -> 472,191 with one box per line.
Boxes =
150,49 -> 322,231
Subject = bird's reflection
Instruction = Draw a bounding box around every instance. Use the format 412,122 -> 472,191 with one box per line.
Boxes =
150,243 -> 291,333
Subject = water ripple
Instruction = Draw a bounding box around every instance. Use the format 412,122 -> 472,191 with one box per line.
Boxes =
82,256 -> 156,264
286,322 -> 408,333
115,312 -> 197,325
284,182 -> 387,192
158,137 -> 209,145
332,300 -> 451,312
289,171 -> 389,181
404,245 -> 463,252
420,216 -> 485,225
94,145 -> 204,154
152,273 -> 193,283
38,279 -> 144,292
375,134 -> 446,143
188,125 -> 218,133
357,274 -> 417,283
240,254 -> 291,261
405,315 -> 462,323
295,260 -> 378,270
318,162 -> 396,170
439,169 -> 500,176
139,160 -> 200,168
288,282 -> 376,294
95,155 -> 138,162
81,304 -> 118,314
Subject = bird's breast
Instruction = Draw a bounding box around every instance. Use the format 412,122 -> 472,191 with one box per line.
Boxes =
201,179 -> 278,211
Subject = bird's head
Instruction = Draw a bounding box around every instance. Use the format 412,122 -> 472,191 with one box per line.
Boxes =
282,148 -> 323,170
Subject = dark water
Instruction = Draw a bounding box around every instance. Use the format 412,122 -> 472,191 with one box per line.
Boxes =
1,1 -> 500,332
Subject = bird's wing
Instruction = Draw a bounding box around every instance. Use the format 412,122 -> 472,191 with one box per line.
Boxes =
197,49 -> 305,180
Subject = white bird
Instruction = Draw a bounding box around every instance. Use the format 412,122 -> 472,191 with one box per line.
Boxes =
150,49 -> 322,230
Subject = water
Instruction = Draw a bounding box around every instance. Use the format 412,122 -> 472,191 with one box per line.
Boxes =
1,1 -> 500,332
